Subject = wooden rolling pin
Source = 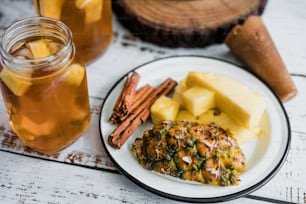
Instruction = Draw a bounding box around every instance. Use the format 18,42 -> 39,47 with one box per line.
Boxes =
225,16 -> 297,102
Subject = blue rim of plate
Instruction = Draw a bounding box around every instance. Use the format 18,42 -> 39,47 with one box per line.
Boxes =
99,55 -> 291,203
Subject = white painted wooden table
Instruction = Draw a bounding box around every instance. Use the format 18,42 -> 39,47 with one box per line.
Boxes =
0,0 -> 305,203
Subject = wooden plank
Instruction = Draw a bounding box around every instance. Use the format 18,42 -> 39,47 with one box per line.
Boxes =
0,151 -> 287,204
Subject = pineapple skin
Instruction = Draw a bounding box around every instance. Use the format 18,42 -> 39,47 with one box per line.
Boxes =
131,120 -> 246,186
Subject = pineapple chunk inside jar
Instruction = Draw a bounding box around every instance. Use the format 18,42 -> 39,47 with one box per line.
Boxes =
0,38 -> 86,97
0,38 -> 64,96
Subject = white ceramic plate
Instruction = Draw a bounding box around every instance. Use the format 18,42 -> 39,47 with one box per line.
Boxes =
99,56 -> 290,203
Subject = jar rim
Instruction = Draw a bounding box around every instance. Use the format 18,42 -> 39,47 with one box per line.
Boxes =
0,17 -> 74,73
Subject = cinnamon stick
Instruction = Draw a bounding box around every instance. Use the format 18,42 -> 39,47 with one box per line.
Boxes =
110,84 -> 153,124
108,78 -> 177,148
109,71 -> 140,123
110,110 -> 151,148
118,84 -> 154,123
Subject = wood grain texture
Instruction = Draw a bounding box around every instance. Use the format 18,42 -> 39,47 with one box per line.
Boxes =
0,0 -> 306,203
0,151 -> 279,204
113,0 -> 267,47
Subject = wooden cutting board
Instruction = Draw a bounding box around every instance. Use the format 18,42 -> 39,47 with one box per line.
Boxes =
113,0 -> 267,47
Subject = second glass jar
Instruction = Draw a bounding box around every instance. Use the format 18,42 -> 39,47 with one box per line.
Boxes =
34,0 -> 113,64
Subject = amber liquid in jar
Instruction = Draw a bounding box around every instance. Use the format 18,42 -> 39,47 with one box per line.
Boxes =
0,17 -> 91,154
34,0 -> 112,64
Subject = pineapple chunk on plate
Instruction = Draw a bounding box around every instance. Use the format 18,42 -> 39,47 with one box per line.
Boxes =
186,72 -> 266,128
176,110 -> 197,122
198,109 -> 261,145
182,86 -> 214,116
150,96 -> 180,124
172,77 -> 189,108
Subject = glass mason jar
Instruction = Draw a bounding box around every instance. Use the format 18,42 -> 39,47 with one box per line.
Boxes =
0,17 -> 91,154
33,0 -> 113,64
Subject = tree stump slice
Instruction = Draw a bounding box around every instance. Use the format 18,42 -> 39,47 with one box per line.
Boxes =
113,0 -> 267,47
